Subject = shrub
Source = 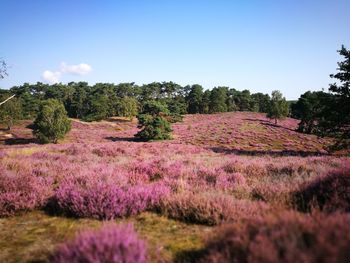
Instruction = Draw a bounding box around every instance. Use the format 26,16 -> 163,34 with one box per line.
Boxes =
0,169 -> 52,217
33,99 -> 71,143
54,177 -> 170,219
294,165 -> 350,213
115,96 -> 139,119
52,224 -> 148,263
196,212 -> 350,263
136,101 -> 172,141
154,192 -> 270,225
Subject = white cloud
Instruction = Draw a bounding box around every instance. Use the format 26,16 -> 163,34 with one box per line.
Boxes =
60,62 -> 92,75
42,62 -> 92,84
42,70 -> 61,84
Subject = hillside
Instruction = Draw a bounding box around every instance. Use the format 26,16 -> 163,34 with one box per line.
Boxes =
0,112 -> 349,262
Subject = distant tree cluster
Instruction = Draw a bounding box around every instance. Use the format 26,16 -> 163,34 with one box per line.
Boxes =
0,81 -> 274,123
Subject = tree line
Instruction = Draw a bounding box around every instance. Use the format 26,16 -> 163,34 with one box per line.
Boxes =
0,81 -> 277,126
2,45 -> 347,146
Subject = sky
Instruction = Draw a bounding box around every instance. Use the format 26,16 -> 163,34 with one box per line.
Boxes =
0,0 -> 349,100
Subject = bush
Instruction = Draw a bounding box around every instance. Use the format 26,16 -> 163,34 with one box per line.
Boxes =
294,165 -> 350,213
52,224 -> 148,263
0,168 -> 52,217
54,177 -> 170,219
136,101 -> 172,141
196,212 -> 350,263
136,115 -> 172,140
154,192 -> 270,225
33,99 -> 71,143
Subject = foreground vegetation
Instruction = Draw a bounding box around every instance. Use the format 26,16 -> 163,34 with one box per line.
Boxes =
1,112 -> 349,262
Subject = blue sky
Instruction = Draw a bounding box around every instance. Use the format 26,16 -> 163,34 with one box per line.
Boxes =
1,0 -> 349,99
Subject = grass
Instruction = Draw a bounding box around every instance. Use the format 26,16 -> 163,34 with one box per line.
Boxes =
0,211 -> 210,263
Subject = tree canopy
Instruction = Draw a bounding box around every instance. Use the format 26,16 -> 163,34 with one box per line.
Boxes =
33,99 -> 71,143
266,90 -> 289,124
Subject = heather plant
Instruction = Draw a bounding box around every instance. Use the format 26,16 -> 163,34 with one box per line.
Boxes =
54,176 -> 170,219
52,224 -> 148,263
294,164 -> 350,213
154,192 -> 270,225
33,99 -> 71,143
0,168 -> 52,217
195,212 -> 350,263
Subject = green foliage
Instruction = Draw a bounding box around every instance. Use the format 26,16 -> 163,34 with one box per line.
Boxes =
209,87 -> 228,113
201,90 -> 211,114
319,45 -> 350,149
115,96 -> 138,119
186,85 -> 203,114
33,99 -> 71,143
136,101 -> 172,141
251,92 -> 270,113
136,115 -> 172,140
0,96 -> 22,130
234,89 -> 257,111
266,90 -> 289,124
1,81 -> 290,122
292,91 -> 332,134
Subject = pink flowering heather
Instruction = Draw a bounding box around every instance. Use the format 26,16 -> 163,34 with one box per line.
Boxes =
54,176 -> 170,219
294,163 -> 350,213
197,212 -> 350,263
154,192 -> 270,225
0,166 -> 52,217
52,224 -> 148,263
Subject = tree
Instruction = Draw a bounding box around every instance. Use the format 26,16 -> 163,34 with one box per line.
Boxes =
186,85 -> 203,114
266,90 -> 289,124
115,96 -> 138,119
292,91 -> 332,134
33,99 -> 71,143
209,87 -> 228,113
0,96 -> 22,130
135,101 -> 172,141
319,45 -> 350,148
202,90 -> 211,114
251,93 -> 270,113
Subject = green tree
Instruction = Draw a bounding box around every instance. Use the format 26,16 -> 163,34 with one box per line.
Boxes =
252,92 -> 270,113
319,45 -> 350,148
292,91 -> 331,134
33,99 -> 71,143
209,87 -> 228,113
201,90 -> 211,114
68,82 -> 90,118
226,88 -> 237,112
234,89 -> 257,111
0,96 -> 22,130
266,90 -> 289,124
186,84 -> 203,114
135,101 -> 172,141
115,96 -> 138,119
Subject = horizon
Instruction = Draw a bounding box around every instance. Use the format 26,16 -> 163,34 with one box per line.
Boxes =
1,0 -> 350,100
